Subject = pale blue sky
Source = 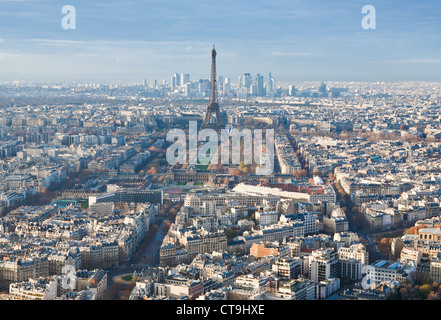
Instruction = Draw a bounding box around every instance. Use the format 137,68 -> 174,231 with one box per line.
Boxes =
0,0 -> 440,82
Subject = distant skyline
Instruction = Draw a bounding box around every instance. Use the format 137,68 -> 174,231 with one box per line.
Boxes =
0,0 -> 440,82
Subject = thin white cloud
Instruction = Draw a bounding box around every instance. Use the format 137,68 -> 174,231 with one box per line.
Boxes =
400,59 -> 441,64
0,52 -> 22,60
270,51 -> 312,57
368,58 -> 441,64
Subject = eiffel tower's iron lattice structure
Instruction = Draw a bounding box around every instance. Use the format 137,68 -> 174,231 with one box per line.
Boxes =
201,44 -> 224,131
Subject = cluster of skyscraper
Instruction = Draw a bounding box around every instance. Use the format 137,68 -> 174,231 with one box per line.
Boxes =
169,72 -> 277,99
237,72 -> 275,98
170,72 -> 191,92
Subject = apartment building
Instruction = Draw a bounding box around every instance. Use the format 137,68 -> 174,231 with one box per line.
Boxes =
9,277 -> 57,300
338,243 -> 369,266
368,260 -> 410,286
272,257 -> 302,279
309,248 -> 339,283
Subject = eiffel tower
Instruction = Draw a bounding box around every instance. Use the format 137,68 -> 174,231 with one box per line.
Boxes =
201,43 -> 224,132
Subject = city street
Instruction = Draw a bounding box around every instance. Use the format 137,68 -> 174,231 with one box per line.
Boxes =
106,215 -> 170,288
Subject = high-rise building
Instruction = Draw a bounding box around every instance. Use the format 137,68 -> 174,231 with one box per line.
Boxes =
181,74 -> 190,86
171,72 -> 181,91
184,82 -> 192,97
198,79 -> 210,96
218,75 -> 224,92
309,248 -> 338,283
224,77 -> 231,93
266,73 -> 275,96
243,73 -> 252,89
272,257 -> 302,279
238,73 -> 252,90
174,72 -> 181,87
170,75 -> 176,92
338,259 -> 363,281
319,82 -> 327,93
238,75 -> 243,88
338,243 -> 369,266
256,73 -> 264,97
250,83 -> 257,96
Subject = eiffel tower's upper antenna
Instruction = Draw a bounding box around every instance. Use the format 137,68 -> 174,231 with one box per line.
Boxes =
209,43 -> 217,105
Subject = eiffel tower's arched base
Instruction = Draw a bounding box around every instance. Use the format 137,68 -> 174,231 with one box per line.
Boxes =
200,123 -> 225,132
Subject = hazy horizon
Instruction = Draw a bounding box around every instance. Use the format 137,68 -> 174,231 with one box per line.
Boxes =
0,0 -> 440,82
